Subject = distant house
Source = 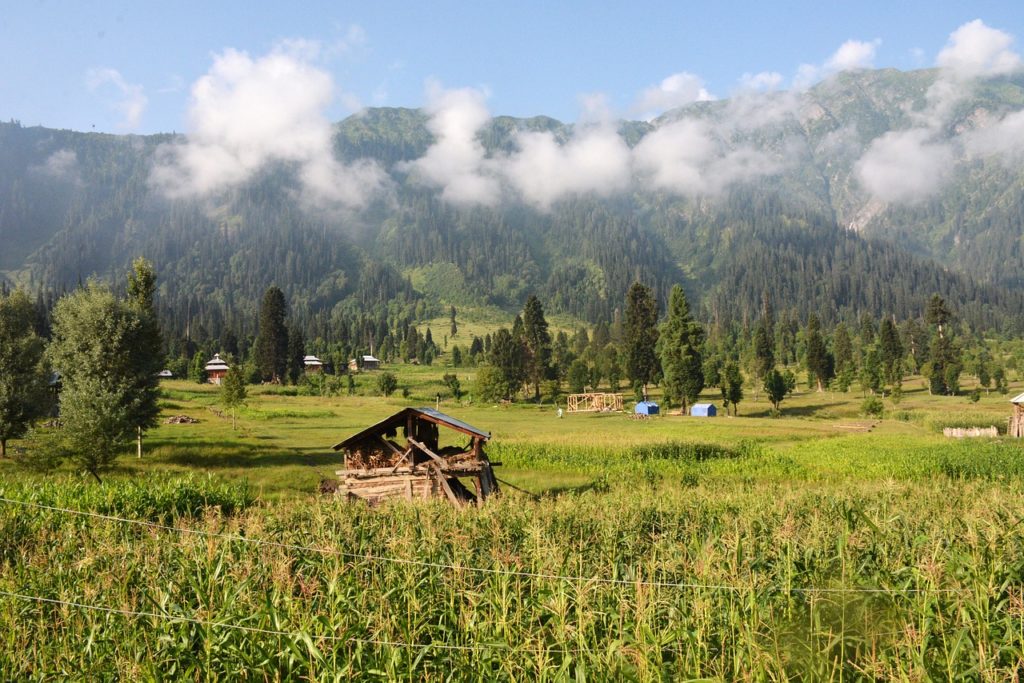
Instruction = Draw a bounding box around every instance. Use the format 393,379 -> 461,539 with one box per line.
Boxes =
157,369 -> 174,379
348,355 -> 381,372
691,403 -> 717,417
204,353 -> 229,385
303,355 -> 324,373
635,401 -> 660,416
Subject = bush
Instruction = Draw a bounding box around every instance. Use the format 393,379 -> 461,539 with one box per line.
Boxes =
861,396 -> 885,418
377,372 -> 398,397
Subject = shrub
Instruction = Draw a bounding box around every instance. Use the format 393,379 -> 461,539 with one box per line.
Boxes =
861,396 -> 884,418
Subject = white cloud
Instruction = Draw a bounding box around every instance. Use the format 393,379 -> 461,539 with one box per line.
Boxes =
150,47 -> 386,209
794,38 -> 881,89
826,39 -> 881,72
633,72 -> 714,119
738,71 -> 784,92
399,83 -> 500,205
855,128 -> 955,203
32,149 -> 81,185
86,67 -> 148,130
633,118 -> 784,195
964,109 -> 1024,162
503,124 -> 632,209
936,19 -> 1021,78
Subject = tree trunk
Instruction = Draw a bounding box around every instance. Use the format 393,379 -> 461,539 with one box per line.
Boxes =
0,439 -> 6,458
232,408 -> 236,430
137,426 -> 143,458
89,468 -> 103,484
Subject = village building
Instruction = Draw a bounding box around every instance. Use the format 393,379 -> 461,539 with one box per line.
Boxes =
348,355 -> 381,372
332,407 -> 499,507
1010,393 -> 1024,437
157,369 -> 174,379
204,353 -> 229,385
303,355 -> 324,373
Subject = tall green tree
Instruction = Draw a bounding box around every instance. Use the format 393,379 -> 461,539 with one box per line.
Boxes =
722,361 -> 744,416
521,295 -> 553,401
764,368 -> 795,413
752,320 -> 775,383
804,314 -> 833,392
624,282 -> 659,393
659,285 -> 705,412
832,323 -> 855,392
0,290 -> 51,457
488,328 -> 527,400
287,327 -> 305,385
47,282 -> 157,482
254,286 -> 289,383
878,317 -> 904,388
125,258 -> 163,457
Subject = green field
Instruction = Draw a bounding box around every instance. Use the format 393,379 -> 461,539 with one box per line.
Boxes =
2,374 -> 1024,679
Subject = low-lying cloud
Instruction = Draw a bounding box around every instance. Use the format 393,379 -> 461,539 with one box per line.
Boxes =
150,47 -> 387,209
855,19 -> 1023,203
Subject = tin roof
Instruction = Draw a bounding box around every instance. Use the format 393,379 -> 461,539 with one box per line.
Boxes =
1011,392 -> 1024,404
204,353 -> 229,371
303,355 -> 323,365
332,407 -> 490,451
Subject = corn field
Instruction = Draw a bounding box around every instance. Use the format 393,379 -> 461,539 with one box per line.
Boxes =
2,459 -> 1024,681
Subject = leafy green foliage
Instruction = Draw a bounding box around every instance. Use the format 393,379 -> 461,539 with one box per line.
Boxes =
46,282 -> 162,481
0,290 -> 51,456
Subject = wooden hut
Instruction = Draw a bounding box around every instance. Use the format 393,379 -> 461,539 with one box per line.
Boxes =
332,407 -> 499,507
1010,393 -> 1024,437
303,355 -> 324,373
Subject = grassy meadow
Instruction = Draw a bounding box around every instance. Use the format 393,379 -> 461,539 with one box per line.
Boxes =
2,370 -> 1024,679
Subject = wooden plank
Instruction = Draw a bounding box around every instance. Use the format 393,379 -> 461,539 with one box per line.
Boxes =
431,464 -> 462,506
408,437 -> 445,465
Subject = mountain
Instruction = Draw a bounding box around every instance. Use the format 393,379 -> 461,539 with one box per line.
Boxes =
2,67 -> 1024,342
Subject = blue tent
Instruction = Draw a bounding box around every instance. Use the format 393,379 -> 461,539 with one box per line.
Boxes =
635,401 -> 660,415
690,403 -> 717,417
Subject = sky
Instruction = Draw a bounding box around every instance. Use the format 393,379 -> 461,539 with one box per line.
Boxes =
2,1 -> 1022,134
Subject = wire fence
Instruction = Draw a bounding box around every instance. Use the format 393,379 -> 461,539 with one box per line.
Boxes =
0,495 -> 969,596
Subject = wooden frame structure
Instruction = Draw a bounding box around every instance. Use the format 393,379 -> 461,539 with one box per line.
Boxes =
1011,393 -> 1024,437
566,393 -> 623,413
332,407 -> 499,507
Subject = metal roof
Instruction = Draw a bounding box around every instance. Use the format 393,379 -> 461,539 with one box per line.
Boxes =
332,407 -> 490,451
204,353 -> 229,371
1011,392 -> 1024,404
303,355 -> 323,365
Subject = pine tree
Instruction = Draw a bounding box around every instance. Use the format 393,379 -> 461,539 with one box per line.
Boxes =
722,361 -> 744,416
878,317 -> 904,388
255,286 -> 289,383
521,295 -> 553,401
660,285 -> 705,412
833,323 -> 855,392
125,258 -> 163,457
752,320 -> 775,384
287,327 -> 305,385
489,328 -> 527,400
0,290 -> 52,457
624,282 -> 659,392
804,314 -> 833,392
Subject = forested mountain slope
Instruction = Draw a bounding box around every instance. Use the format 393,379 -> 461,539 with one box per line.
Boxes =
2,67 -> 1023,339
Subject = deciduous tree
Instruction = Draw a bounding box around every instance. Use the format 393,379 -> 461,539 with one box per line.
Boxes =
0,290 -> 51,457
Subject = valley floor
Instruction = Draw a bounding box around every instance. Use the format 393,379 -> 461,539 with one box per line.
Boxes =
1,376 -> 1023,679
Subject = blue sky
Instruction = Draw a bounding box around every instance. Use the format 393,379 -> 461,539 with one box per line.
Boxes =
1,1 -> 1022,133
